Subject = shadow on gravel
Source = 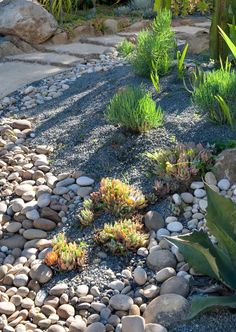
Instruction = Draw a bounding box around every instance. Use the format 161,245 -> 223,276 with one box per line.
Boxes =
16,65 -> 236,192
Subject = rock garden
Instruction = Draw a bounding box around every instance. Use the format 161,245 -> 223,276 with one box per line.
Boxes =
1,1 -> 236,332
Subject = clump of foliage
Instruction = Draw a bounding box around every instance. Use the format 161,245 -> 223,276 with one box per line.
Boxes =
77,178 -> 147,226
106,86 -> 163,133
171,0 -> 212,16
146,143 -> 214,195
131,9 -> 175,77
168,186 -> 236,318
193,69 -> 236,126
44,233 -> 87,271
213,139 -> 236,154
117,40 -> 135,57
92,177 -> 147,216
94,216 -> 149,255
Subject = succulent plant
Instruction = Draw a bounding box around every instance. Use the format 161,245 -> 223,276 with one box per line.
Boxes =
45,233 -> 87,271
91,178 -> 147,217
168,185 -> 236,318
94,216 -> 149,255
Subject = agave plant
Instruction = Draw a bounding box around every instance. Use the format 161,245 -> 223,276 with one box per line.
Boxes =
168,185 -> 236,318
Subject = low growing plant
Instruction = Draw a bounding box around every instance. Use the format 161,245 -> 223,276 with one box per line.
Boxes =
146,143 -> 214,195
94,216 -> 149,255
44,233 -> 87,271
106,86 -> 163,133
168,186 -> 236,318
193,69 -> 236,126
117,40 -> 135,58
131,9 -> 175,77
91,177 -> 147,217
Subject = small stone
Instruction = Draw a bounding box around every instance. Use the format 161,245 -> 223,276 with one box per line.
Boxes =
23,229 -> 47,240
6,222 -> 22,233
155,267 -> 176,283
76,285 -> 89,297
156,229 -> 170,241
160,277 -> 189,298
167,222 -> 183,233
142,285 -> 159,299
190,181 -> 204,189
218,179 -> 230,191
37,193 -> 51,208
13,274 -> 28,287
122,315 -> 145,332
180,193 -> 194,204
108,280 -> 124,291
29,264 -> 53,283
76,176 -> 94,187
84,322 -> 105,332
12,119 -> 31,130
0,302 -> 15,315
50,283 -> 68,296
194,189 -> 206,198
172,194 -> 181,205
204,172 -> 217,186
69,317 -> 86,332
26,209 -> 40,220
145,323 -> 167,332
57,304 -> 75,319
133,266 -> 147,285
47,325 -> 66,332
144,211 -> 164,231
147,248 -> 176,272
109,294 -> 133,311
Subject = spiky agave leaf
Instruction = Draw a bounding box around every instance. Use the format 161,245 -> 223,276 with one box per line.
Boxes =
188,295 -> 236,319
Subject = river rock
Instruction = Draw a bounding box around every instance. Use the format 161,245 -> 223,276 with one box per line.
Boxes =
133,266 -> 147,285
33,218 -> 56,231
0,302 -> 15,315
122,315 -> 145,332
143,294 -> 190,329
145,323 -> 167,332
109,294 -> 134,311
29,263 -> 53,283
147,248 -> 176,271
160,276 -> 189,298
144,211 -> 165,231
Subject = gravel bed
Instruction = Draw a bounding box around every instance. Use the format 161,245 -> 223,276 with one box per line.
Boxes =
3,64 -> 236,194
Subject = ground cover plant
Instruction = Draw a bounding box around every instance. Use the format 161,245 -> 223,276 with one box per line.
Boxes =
130,9 -> 176,77
44,233 -> 87,271
78,178 -> 147,226
193,68 -> 236,126
168,186 -> 236,318
106,86 -> 163,133
146,143 -> 214,195
94,216 -> 149,255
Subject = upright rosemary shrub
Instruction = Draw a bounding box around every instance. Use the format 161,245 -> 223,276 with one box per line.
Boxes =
106,86 -> 163,133
131,9 -> 175,77
193,69 -> 236,126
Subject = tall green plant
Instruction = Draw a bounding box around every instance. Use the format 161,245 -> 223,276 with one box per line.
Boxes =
39,0 -> 72,21
153,0 -> 171,12
168,186 -> 236,318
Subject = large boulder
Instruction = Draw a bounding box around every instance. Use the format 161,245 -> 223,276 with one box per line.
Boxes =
0,0 -> 58,44
213,148 -> 236,183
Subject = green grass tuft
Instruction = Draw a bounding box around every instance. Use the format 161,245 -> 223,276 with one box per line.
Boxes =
106,86 -> 164,133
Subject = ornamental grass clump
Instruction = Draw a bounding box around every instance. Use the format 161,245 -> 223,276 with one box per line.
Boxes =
106,86 -> 163,133
44,233 -> 87,271
131,9 -> 175,77
94,216 -> 149,255
146,143 -> 214,195
193,69 -> 236,126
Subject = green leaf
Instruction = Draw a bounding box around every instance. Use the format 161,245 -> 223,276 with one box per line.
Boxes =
205,185 -> 236,268
218,26 -> 236,59
167,231 -> 221,281
189,295 -> 236,319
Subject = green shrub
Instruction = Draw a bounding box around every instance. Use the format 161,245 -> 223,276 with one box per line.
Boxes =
117,40 -> 135,57
193,69 -> 236,125
106,86 -> 164,133
131,9 -> 175,77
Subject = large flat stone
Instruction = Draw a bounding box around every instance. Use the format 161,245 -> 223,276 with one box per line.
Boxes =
6,52 -> 84,67
172,25 -> 208,36
44,42 -> 115,59
0,61 -> 64,99
80,35 -> 125,47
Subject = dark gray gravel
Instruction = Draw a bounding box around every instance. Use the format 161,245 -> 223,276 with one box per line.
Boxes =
5,64 -> 236,194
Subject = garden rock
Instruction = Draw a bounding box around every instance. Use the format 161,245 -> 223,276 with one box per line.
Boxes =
122,315 -> 145,332
0,302 -> 15,315
155,267 -> 176,283
144,211 -> 165,231
29,263 -> 53,284
0,0 -> 58,44
213,148 -> 236,183
143,294 -> 190,329
109,294 -> 134,311
160,277 -> 190,298
133,266 -> 147,285
145,323 -> 167,332
104,19 -> 118,34
147,248 -> 177,271
84,322 -> 105,332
